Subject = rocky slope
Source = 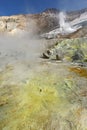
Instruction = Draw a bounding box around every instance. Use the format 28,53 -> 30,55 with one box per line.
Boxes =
0,15 -> 27,34
0,8 -> 87,37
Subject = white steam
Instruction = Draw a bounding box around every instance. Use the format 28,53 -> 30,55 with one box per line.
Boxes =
0,31 -> 48,82
59,12 -> 78,34
41,11 -> 82,39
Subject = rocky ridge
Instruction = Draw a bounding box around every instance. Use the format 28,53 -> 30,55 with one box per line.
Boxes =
0,8 -> 87,37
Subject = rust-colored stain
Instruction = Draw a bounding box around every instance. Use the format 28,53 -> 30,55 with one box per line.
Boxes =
69,67 -> 87,78
80,90 -> 87,97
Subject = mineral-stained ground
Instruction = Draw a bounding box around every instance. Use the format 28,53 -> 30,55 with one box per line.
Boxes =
0,37 -> 87,130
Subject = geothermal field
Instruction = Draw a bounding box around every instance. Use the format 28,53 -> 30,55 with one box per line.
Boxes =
0,8 -> 87,130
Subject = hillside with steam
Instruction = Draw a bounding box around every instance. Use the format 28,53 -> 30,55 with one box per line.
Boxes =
0,8 -> 87,37
0,8 -> 87,130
